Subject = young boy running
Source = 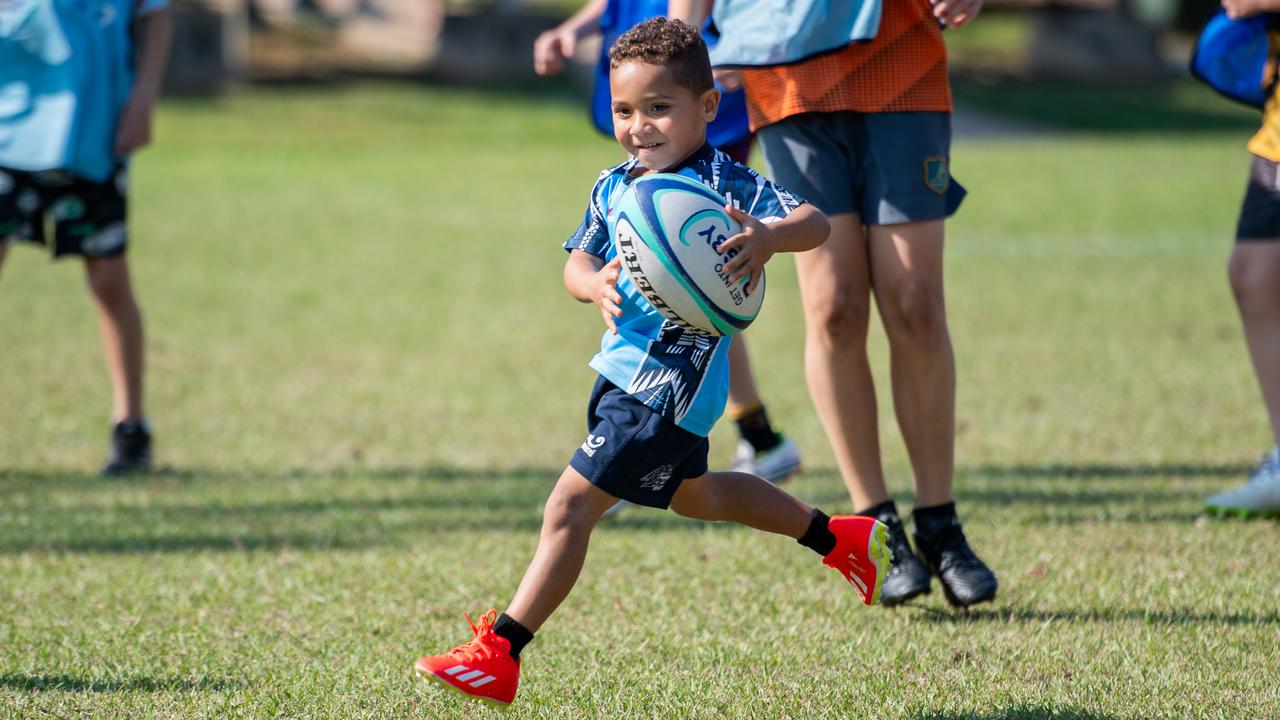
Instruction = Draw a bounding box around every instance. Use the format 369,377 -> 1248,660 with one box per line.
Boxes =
414,18 -> 892,708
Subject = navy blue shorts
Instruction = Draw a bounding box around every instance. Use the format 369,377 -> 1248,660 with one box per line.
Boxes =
569,376 -> 709,509
1237,154 -> 1280,241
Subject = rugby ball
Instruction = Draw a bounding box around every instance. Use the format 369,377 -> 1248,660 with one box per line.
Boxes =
609,173 -> 764,336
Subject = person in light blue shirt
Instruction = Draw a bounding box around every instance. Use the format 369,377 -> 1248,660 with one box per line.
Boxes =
0,0 -> 172,475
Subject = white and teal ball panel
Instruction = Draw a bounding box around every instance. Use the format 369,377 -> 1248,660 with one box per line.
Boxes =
610,173 -> 765,336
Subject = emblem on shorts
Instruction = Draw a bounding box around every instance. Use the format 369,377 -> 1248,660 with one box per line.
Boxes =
924,157 -> 949,195
639,464 -> 674,492
580,433 -> 607,458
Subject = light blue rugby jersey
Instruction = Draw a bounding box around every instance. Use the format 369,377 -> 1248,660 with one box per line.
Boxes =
564,143 -> 804,437
0,0 -> 169,181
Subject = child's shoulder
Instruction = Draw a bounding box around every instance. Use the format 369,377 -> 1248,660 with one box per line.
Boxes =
584,156 -> 640,208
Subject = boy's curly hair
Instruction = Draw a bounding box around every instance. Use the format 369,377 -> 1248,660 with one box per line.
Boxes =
608,18 -> 714,95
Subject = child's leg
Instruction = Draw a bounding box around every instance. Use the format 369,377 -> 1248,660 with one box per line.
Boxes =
1229,242 -> 1280,447
669,470 -> 810,538
671,470 -> 892,604
504,465 -> 620,633
84,255 -> 145,422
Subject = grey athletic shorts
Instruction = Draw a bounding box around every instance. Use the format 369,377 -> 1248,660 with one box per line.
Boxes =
1237,154 -> 1280,241
756,111 -> 966,225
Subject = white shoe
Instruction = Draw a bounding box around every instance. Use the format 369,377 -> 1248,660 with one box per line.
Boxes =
1205,447 -> 1280,518
732,435 -> 802,485
601,500 -> 631,518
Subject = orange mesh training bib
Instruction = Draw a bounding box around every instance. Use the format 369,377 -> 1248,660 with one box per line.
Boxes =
741,0 -> 952,130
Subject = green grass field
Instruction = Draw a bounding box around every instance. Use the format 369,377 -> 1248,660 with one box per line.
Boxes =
2,81 -> 1278,719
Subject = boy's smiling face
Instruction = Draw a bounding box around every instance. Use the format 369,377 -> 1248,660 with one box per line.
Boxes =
609,61 -> 719,172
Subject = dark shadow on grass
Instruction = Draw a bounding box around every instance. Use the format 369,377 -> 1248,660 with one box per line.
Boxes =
0,674 -> 240,693
0,461 -> 1252,554
957,463 -> 1251,481
911,605 -> 1279,627
912,708 -> 1119,720
0,534 -> 388,554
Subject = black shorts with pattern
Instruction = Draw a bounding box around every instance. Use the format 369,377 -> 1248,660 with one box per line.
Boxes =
0,165 -> 129,259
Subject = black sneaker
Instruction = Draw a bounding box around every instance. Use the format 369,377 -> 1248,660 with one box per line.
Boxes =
876,513 -> 932,606
912,514 -> 997,608
102,420 -> 152,476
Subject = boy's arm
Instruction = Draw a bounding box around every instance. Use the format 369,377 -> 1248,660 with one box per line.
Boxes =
1223,0 -> 1280,18
667,0 -> 710,24
565,250 -> 625,334
534,0 -> 607,77
931,0 -> 982,29
114,6 -> 173,156
719,203 -> 829,293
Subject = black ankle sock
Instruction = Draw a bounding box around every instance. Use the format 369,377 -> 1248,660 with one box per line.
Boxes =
735,405 -> 782,453
493,613 -> 533,660
912,501 -> 957,535
855,500 -> 899,522
797,508 -> 836,557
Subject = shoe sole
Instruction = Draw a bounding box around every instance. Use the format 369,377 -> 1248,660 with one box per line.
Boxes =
415,664 -> 511,709
941,585 -> 997,609
880,583 -> 931,608
1205,505 -> 1280,519
866,521 -> 893,606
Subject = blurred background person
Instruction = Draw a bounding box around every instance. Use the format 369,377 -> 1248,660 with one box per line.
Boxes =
0,0 -> 173,475
1204,0 -> 1280,517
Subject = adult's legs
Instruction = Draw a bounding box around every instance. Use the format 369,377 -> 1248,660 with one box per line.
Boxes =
866,220 -> 954,508
84,255 -> 145,422
794,212 -> 887,510
1228,242 -> 1280,446
504,467 -> 620,632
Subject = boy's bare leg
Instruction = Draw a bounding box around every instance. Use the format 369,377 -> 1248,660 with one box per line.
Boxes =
794,212 -> 888,511
0,242 -> 8,275
867,220 -> 954,508
85,256 -> 145,422
1229,242 -> 1280,446
669,471 -> 810,536
726,335 -> 762,410
504,466 -> 620,632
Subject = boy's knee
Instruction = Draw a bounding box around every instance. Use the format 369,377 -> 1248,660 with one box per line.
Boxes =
542,486 -> 603,534
806,293 -> 871,349
85,257 -> 133,305
1227,249 -> 1280,307
882,284 -> 948,348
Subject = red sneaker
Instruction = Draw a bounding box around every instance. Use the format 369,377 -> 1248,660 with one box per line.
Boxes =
414,610 -> 520,707
822,515 -> 893,605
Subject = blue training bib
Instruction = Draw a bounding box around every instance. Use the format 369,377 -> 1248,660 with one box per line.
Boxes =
1191,10 -> 1276,110
590,0 -> 751,149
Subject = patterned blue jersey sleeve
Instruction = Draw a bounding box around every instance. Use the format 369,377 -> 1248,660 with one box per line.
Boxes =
718,161 -> 805,224
563,170 -> 616,260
